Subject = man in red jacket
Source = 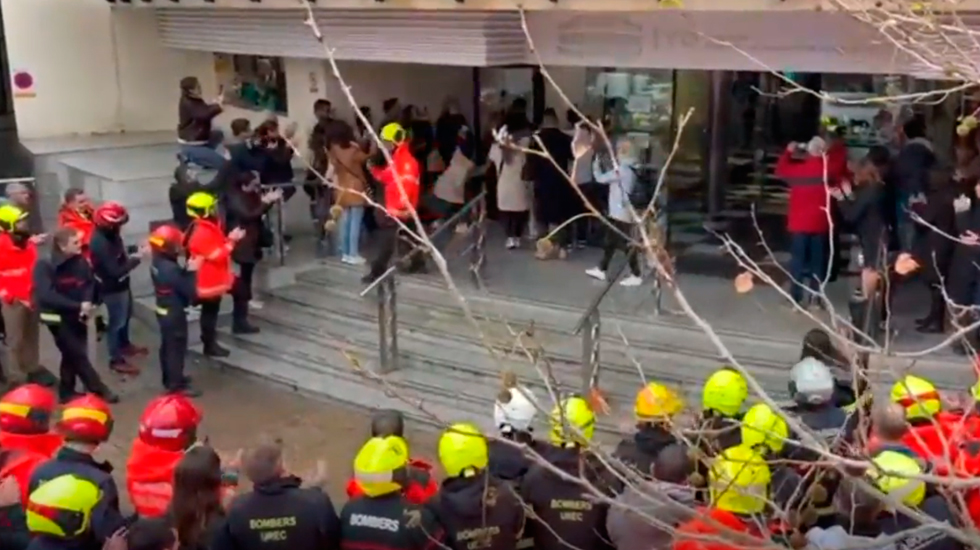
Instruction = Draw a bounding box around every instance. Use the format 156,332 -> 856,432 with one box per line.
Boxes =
775,137 -> 834,308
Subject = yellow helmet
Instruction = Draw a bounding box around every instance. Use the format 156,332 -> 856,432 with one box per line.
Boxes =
438,422 -> 489,478
353,435 -> 409,497
0,204 -> 28,232
890,375 -> 940,421
709,445 -> 771,515
27,474 -> 101,538
740,403 -> 788,454
869,450 -> 926,507
549,396 -> 595,446
702,369 -> 748,418
380,122 -> 407,144
186,191 -> 218,219
634,382 -> 684,421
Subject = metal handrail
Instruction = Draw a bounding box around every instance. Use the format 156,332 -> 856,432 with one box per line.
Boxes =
359,189 -> 488,297
572,259 -> 628,336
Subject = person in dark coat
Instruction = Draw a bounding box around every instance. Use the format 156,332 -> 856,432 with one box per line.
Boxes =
893,116 -> 936,250
911,168 -> 957,334
526,109 -> 575,259
948,161 -> 980,354
225,174 -> 281,335
177,76 -> 225,170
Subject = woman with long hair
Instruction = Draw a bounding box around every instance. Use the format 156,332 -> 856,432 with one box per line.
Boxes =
491,112 -> 533,249
169,445 -> 225,550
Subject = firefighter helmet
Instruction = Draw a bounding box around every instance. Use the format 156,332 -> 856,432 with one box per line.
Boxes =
890,375 -> 941,421
138,394 -> 202,452
709,444 -> 771,515
438,423 -> 488,478
0,384 -> 57,435
0,204 -> 29,233
789,357 -> 835,406
186,192 -> 218,219
380,122 -> 407,144
27,474 -> 101,538
702,368 -> 747,418
634,381 -> 684,421
353,436 -> 409,497
148,223 -> 184,256
741,403 -> 788,454
549,396 -> 595,447
93,201 -> 129,228
494,385 -> 538,434
57,394 -> 113,444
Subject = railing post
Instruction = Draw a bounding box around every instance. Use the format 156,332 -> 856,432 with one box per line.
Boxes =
580,309 -> 601,395
469,188 -> 487,287
377,275 -> 399,373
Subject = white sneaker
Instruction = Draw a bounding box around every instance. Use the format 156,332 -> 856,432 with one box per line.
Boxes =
348,255 -> 367,265
503,238 -> 514,249
619,275 -> 643,287
341,255 -> 353,264
249,299 -> 265,310
585,267 -> 607,281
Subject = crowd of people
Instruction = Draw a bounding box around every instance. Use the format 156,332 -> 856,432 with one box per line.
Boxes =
1,333 -> 980,550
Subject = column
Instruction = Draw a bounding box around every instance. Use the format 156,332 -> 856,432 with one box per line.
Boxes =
706,70 -> 733,227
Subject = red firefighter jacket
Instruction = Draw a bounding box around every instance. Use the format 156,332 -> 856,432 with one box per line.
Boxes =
185,218 -> 234,299
0,233 -> 37,306
57,207 -> 95,260
126,438 -> 184,517
0,432 -> 62,507
371,143 -> 420,221
345,457 -> 438,504
672,507 -> 768,550
867,413 -> 965,470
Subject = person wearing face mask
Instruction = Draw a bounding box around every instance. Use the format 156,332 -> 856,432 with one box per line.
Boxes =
586,138 -> 643,287
0,205 -> 57,389
90,202 -> 148,377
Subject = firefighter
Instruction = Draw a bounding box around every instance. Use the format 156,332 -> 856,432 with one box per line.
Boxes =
870,450 -> 964,550
672,445 -> 771,550
346,410 -> 438,504
90,201 -> 147,376
28,394 -> 127,549
694,368 -> 746,454
33,228 -> 117,404
149,223 -> 203,396
739,403 -> 807,519
885,374 -> 960,465
56,189 -> 95,260
0,384 -> 63,503
0,204 -> 57,389
184,191 -> 245,358
614,381 -> 683,477
520,396 -> 614,550
488,373 -> 542,482
429,423 -> 524,550
125,393 -> 202,518
338,436 -> 444,550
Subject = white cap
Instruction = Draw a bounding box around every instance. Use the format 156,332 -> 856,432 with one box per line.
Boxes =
493,385 -> 538,434
790,357 -> 835,405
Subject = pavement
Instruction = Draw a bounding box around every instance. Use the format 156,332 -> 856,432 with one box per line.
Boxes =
6,313 -> 439,507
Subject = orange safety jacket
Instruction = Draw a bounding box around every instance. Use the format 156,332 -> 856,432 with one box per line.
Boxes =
0,232 -> 37,306
371,143 -> 420,221
345,457 -> 438,504
0,435 -> 61,507
672,507 -> 768,550
185,217 -> 234,299
126,438 -> 237,517
57,207 -> 96,261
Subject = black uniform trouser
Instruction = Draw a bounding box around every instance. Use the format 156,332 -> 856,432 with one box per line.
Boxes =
158,314 -> 188,391
598,219 -> 641,276
232,262 -> 255,323
46,321 -> 106,399
199,297 -> 222,345
367,222 -> 425,280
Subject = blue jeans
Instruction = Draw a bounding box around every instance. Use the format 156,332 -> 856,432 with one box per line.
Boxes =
179,144 -> 226,170
339,206 -> 365,257
789,233 -> 828,305
103,290 -> 132,363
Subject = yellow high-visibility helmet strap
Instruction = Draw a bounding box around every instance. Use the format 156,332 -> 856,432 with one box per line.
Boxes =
27,474 -> 101,538
702,369 -> 747,417
0,204 -> 28,231
709,445 -> 771,515
549,396 -> 596,447
354,436 -> 409,497
890,375 -> 940,420
380,123 -> 407,144
869,450 -> 926,507
740,403 -> 788,454
635,382 -> 684,421
186,192 -> 218,218
438,422 -> 489,478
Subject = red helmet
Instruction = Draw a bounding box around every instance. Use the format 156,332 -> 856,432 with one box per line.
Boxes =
148,224 -> 184,255
93,201 -> 129,227
0,384 -> 56,434
138,394 -> 202,451
57,394 -> 113,443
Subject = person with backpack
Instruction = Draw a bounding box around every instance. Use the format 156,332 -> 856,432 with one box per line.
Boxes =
585,138 -> 642,287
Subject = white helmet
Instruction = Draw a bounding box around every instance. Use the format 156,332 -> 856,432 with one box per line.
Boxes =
790,357 -> 835,405
494,385 -> 538,434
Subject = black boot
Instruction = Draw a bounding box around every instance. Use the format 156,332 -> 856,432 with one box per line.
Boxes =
96,388 -> 120,404
26,367 -> 59,388
203,341 -> 230,357
232,301 -> 260,335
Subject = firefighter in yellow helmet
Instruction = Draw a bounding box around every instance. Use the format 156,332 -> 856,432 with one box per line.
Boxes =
25,473 -> 107,550
338,436 -> 445,550
614,381 -> 684,477
520,396 -> 613,550
740,403 -> 788,459
428,423 -> 524,550
672,445 -> 772,550
886,374 -> 956,463
693,368 -> 747,457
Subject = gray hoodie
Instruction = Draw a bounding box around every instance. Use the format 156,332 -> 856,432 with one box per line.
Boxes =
606,480 -> 696,550
806,526 -> 896,550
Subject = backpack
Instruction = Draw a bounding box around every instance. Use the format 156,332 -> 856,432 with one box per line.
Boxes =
627,165 -> 657,210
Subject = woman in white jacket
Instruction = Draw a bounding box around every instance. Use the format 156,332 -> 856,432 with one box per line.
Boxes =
585,139 -> 643,287
490,117 -> 533,249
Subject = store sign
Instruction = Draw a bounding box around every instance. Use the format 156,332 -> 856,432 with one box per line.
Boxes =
525,11 -> 914,75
